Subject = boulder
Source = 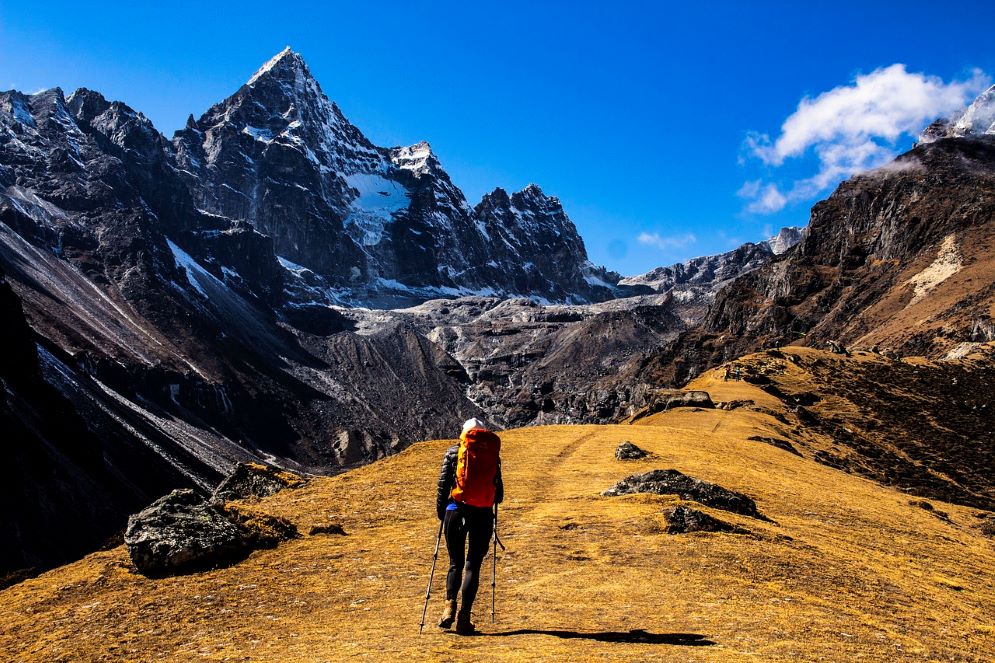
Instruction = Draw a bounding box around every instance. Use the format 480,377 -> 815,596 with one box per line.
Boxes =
615,441 -> 648,460
648,390 -> 714,413
603,469 -> 767,520
665,505 -> 748,534
125,489 -> 298,576
212,462 -> 307,503
125,489 -> 251,575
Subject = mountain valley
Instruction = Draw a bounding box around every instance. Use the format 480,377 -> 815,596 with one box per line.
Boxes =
1,46 -> 994,617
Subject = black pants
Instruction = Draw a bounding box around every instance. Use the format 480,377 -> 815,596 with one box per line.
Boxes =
444,503 -> 494,614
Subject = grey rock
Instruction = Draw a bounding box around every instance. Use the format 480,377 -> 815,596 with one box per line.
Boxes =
124,488 -> 298,576
125,489 -> 251,575
615,441 -> 648,460
629,391 -> 714,421
664,505 -> 748,534
603,469 -> 766,520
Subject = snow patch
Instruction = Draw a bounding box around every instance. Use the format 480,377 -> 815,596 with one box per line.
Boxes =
243,125 -> 273,143
167,239 -> 222,299
10,97 -> 35,127
277,255 -> 313,277
583,273 -> 614,289
343,173 -> 410,246
904,234 -> 962,306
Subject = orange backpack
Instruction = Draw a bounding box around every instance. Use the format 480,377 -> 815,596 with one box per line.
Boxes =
451,428 -> 501,508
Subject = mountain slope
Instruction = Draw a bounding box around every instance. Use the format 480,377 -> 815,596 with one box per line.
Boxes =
0,265 -> 196,582
645,134 -> 995,385
1,353 -> 992,661
679,345 -> 995,510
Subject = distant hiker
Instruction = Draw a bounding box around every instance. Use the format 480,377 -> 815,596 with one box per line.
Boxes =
436,418 -> 504,634
735,366 -> 741,381
723,365 -> 731,381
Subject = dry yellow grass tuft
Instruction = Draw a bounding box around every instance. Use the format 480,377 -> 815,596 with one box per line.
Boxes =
1,360 -> 993,661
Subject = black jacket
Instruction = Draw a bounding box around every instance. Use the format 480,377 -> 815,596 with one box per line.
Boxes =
436,444 -> 504,520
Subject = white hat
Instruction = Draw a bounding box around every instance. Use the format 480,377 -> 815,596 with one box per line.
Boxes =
461,417 -> 486,434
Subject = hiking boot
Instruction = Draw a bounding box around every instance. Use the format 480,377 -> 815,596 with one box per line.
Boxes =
455,610 -> 476,635
438,600 -> 457,629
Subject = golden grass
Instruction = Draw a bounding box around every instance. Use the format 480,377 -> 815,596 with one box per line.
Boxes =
1,367 -> 993,661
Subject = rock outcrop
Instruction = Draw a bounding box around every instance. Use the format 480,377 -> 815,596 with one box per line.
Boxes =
664,505 -> 748,534
645,126 -> 995,386
124,488 -> 298,576
615,441 -> 648,460
603,469 -> 766,520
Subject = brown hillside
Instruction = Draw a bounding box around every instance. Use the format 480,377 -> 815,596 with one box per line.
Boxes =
2,354 -> 994,661
680,345 -> 995,510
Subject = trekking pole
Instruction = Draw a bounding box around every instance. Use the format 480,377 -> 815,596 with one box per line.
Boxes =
491,504 -> 497,624
491,503 -> 506,623
419,518 -> 445,634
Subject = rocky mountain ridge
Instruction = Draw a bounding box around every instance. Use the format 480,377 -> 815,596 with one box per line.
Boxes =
171,47 -> 630,307
619,227 -> 802,323
643,132 -> 995,385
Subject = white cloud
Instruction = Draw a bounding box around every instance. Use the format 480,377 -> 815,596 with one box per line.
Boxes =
738,180 -> 787,214
740,64 -> 990,214
637,231 -> 697,251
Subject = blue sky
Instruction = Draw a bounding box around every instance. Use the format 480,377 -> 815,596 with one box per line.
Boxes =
3,1 -> 994,275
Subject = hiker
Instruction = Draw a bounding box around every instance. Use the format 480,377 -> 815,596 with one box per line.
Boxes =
435,417 -> 504,634
723,365 -> 731,381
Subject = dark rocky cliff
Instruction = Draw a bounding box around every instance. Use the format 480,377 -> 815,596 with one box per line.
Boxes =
644,135 -> 995,384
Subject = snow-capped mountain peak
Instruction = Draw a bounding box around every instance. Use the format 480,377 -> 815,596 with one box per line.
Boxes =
168,49 -> 629,305
765,226 -> 803,255
952,84 -> 995,137
920,84 -> 995,143
521,182 -> 546,196
246,46 -> 305,86
389,141 -> 435,175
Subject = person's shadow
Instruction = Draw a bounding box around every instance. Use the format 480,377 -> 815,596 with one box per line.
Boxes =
480,628 -> 715,646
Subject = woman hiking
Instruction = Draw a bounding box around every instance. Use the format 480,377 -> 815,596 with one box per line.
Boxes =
435,418 -> 504,634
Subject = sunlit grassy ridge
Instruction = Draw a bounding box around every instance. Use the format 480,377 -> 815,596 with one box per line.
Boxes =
1,352 -> 993,661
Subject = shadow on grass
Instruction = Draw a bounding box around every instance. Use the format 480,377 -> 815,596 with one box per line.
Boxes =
482,628 -> 715,646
